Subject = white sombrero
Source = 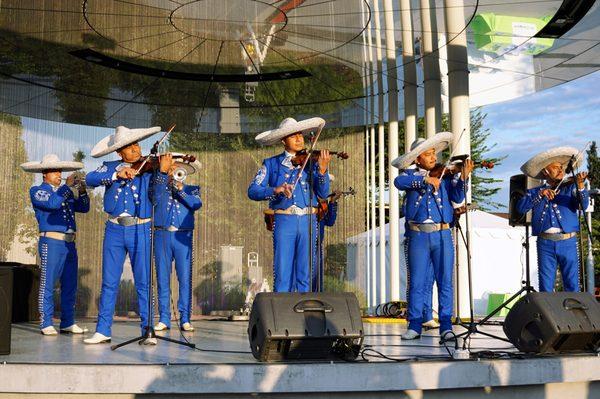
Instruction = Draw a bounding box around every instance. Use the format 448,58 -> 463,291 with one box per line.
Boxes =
255,117 -> 325,146
21,154 -> 83,173
91,125 -> 161,158
521,146 -> 582,179
391,132 -> 454,169
172,152 -> 201,175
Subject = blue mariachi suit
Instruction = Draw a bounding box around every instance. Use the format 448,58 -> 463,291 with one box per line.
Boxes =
314,201 -> 337,292
152,173 -> 202,328
394,167 -> 465,334
248,152 -> 329,292
517,182 -> 589,292
86,161 -> 154,337
30,182 -> 89,329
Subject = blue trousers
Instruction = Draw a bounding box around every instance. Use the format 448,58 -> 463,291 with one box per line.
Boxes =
404,238 -> 434,322
38,236 -> 78,329
537,236 -> 580,292
154,230 -> 193,328
405,229 -> 454,334
96,222 -> 152,337
273,214 -> 317,292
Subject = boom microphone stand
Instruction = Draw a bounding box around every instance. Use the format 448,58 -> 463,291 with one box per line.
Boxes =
112,128 -> 195,350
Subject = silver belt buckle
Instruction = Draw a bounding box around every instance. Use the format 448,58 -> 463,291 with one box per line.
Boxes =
289,205 -> 303,215
167,226 -> 179,232
117,216 -> 136,226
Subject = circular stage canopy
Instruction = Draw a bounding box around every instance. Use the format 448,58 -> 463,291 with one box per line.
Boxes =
0,0 -> 599,132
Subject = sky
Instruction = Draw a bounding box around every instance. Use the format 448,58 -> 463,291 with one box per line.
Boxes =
479,70 -> 600,211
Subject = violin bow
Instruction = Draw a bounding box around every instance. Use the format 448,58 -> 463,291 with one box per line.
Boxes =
436,128 -> 466,181
290,121 -> 326,192
552,141 -> 590,194
134,124 -> 176,175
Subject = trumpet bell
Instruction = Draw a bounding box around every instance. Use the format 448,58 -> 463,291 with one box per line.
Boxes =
173,168 -> 187,182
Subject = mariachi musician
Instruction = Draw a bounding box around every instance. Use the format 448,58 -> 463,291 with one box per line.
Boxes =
21,154 -> 89,336
248,117 -> 331,293
83,126 -> 164,345
152,153 -> 202,333
517,147 -> 589,292
392,132 -> 473,340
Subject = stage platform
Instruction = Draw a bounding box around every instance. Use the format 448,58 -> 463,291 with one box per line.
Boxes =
2,319 -> 600,398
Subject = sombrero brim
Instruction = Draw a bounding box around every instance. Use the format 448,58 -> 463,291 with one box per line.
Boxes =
391,132 -> 454,169
521,146 -> 582,179
21,161 -> 83,173
255,117 -> 325,146
91,126 -> 161,158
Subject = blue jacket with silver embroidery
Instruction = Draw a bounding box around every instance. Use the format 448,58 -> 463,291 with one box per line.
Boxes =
247,152 -> 330,210
394,168 -> 466,226
85,160 -> 153,218
30,182 -> 89,232
516,182 -> 589,236
152,172 -> 202,229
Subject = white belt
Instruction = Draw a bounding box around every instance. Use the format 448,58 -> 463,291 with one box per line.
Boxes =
108,216 -> 151,226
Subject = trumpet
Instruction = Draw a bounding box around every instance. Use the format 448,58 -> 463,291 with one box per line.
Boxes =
61,175 -> 85,190
173,167 -> 187,182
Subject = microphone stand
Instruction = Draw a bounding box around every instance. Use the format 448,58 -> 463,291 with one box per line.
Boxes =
112,126 -> 195,350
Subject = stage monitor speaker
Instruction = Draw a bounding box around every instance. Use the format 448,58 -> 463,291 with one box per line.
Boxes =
1,262 -> 40,323
508,174 -> 541,227
0,267 -> 14,355
504,292 -> 600,353
248,292 -> 364,362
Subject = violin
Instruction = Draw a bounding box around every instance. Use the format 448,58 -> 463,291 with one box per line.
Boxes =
130,153 -> 196,176
316,187 -> 356,221
428,159 -> 494,179
290,149 -> 349,167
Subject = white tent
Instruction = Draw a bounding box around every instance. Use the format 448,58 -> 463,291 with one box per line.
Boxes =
346,211 -> 539,316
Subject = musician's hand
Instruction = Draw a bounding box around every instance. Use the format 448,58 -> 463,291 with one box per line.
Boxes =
274,183 -> 293,199
576,172 -> 588,190
65,173 -> 76,187
159,153 -> 174,174
461,159 -> 475,180
117,167 -> 136,180
175,181 -> 183,191
318,149 -> 331,175
77,179 -> 87,194
425,176 -> 441,192
540,189 -> 556,200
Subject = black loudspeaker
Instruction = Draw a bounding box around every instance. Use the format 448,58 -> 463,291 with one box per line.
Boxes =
5,263 -> 41,322
248,292 -> 364,362
509,174 -> 541,227
504,292 -> 600,353
0,267 -> 14,355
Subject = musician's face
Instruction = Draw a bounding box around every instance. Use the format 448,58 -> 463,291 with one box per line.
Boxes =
416,149 -> 437,170
543,162 -> 564,181
117,142 -> 142,163
43,170 -> 61,187
282,132 -> 305,153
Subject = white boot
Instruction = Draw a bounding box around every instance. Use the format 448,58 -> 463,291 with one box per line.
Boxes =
401,329 -> 421,340
83,332 -> 111,344
154,322 -> 169,331
422,319 -> 440,329
40,326 -> 58,336
181,322 -> 194,332
141,337 -> 157,345
60,324 -> 89,334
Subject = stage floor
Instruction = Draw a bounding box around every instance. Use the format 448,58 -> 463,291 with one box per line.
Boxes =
2,320 -> 600,397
